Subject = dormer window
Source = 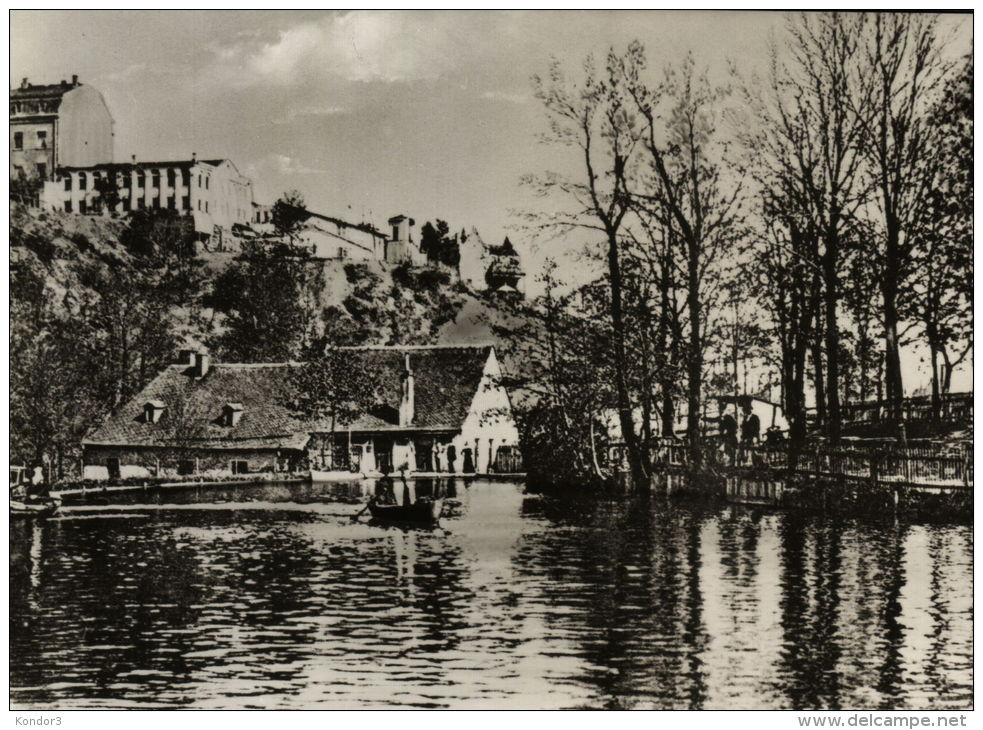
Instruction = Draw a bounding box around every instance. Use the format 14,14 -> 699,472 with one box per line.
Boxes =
144,400 -> 166,424
223,402 -> 244,427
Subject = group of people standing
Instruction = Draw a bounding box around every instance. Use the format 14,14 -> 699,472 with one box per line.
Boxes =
718,403 -> 785,460
427,442 -> 474,474
718,403 -> 761,449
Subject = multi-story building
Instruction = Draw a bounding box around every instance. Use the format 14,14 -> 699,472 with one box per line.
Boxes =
10,75 -> 114,181
42,156 -> 254,242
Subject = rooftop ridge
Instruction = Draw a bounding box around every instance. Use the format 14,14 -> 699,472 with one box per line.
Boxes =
334,343 -> 493,351
184,344 -> 494,369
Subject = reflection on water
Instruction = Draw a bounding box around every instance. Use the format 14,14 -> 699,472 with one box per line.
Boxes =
9,480 -> 972,709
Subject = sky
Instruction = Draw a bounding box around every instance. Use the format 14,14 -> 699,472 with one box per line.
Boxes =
10,10 -> 973,394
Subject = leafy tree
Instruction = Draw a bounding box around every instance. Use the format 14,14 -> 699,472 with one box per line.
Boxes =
420,219 -> 461,267
10,169 -> 43,207
93,170 -> 122,214
271,189 -> 310,239
206,241 -> 315,362
287,348 -> 383,468
9,209 -> 206,478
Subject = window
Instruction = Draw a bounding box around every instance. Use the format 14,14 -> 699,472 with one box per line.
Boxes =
64,200 -> 72,213
167,169 -> 176,187
137,198 -> 145,210
197,200 -> 201,211
182,195 -> 190,210
79,199 -> 87,214
392,225 -> 399,240
122,173 -> 131,189
205,176 -> 209,190
230,459 -> 249,475
136,171 -> 145,187
167,195 -> 175,210
13,132 -> 23,149
35,163 -> 46,180
106,458 -> 120,480
152,197 -> 160,210
205,201 -> 209,213
78,172 -> 87,190
339,247 -> 347,259
151,170 -> 160,187
177,460 -> 195,476
181,169 -> 190,186
36,130 -> 46,149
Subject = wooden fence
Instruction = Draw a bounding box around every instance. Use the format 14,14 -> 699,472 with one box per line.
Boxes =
614,440 -> 973,489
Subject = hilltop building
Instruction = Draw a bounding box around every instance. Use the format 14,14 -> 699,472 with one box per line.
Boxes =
81,345 -> 521,479
250,204 -> 390,261
41,156 -> 254,244
10,76 -> 114,181
384,215 -> 425,264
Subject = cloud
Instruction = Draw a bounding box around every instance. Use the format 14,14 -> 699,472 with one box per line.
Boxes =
272,104 -> 350,125
480,90 -> 529,104
208,11 -> 468,87
246,154 -> 329,178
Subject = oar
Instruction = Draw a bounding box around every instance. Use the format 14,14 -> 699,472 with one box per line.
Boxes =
351,498 -> 373,522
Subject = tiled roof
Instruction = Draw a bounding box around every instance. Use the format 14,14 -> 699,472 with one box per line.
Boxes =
84,346 -> 493,450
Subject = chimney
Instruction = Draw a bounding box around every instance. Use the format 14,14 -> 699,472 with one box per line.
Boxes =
131,154 -> 136,164
191,151 -> 197,164
20,77 -> 28,90
71,74 -> 78,86
193,352 -> 210,379
399,353 -> 414,426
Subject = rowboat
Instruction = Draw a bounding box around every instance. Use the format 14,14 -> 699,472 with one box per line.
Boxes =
10,497 -> 59,518
367,497 -> 443,525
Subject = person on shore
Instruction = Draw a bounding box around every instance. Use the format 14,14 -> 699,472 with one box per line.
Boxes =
26,464 -> 50,501
741,405 -> 760,447
765,425 -> 785,446
720,405 -> 738,465
432,442 -> 442,473
446,444 -> 457,474
462,447 -> 475,474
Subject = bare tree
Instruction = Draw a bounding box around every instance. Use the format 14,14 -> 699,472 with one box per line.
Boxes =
735,13 -> 872,445
622,46 -> 745,465
903,54 -> 972,418
859,12 -> 950,436
526,48 -> 649,484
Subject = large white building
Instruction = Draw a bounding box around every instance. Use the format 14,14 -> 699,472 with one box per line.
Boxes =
41,156 -> 254,242
10,75 -> 114,181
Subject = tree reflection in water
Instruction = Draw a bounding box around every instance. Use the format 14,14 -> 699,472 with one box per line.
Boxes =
9,479 -> 973,709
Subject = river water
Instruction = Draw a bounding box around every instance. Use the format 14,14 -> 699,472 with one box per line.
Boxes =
9,479 -> 972,710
